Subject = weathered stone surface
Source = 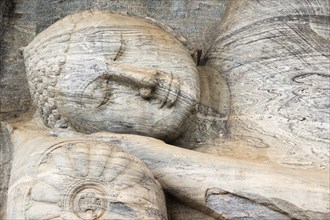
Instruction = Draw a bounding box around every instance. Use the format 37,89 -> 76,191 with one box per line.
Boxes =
0,0 -> 33,120
0,122 -> 13,220
167,195 -> 214,220
203,0 -> 330,170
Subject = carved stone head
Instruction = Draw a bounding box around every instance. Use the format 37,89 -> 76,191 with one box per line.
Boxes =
24,11 -> 200,141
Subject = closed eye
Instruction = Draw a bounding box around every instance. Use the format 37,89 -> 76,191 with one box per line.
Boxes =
96,80 -> 111,108
81,76 -> 112,109
113,35 -> 124,61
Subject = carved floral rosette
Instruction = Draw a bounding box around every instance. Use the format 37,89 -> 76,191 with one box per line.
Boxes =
21,140 -> 167,220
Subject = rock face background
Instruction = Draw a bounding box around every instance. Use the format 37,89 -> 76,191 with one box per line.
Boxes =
0,123 -> 12,219
200,0 -> 330,170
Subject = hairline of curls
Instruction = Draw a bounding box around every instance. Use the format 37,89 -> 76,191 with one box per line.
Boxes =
24,34 -> 72,129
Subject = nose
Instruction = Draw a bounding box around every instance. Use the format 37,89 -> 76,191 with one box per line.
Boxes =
106,64 -> 158,88
105,64 -> 180,108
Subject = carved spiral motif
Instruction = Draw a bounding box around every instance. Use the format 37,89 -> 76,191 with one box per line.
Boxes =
24,141 -> 167,220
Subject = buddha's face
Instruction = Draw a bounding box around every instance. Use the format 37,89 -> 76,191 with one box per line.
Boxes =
25,12 -> 200,141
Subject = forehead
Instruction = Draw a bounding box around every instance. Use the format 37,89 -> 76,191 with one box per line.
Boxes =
62,21 -> 193,75
24,12 -> 177,61
25,11 -> 193,68
67,26 -> 165,62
